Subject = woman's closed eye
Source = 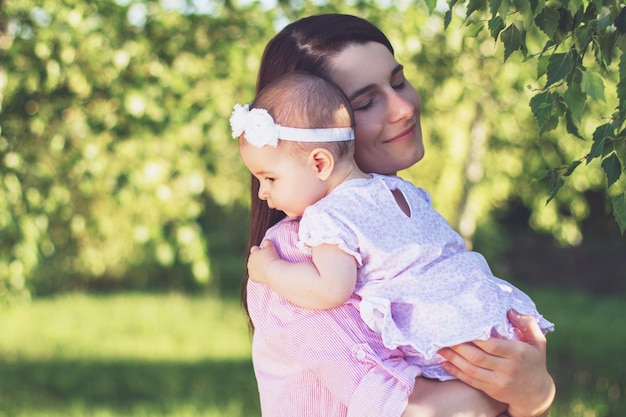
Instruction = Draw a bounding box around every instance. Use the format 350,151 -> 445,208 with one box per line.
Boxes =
352,78 -> 407,112
353,98 -> 374,111
391,69 -> 407,91
392,79 -> 406,90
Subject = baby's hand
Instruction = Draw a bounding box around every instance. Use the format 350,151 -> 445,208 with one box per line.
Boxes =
247,239 -> 280,284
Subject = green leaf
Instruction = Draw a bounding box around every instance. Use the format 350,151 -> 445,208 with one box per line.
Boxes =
490,0 -> 502,18
619,52 -> 626,115
512,0 -> 532,20
563,77 -> 587,121
445,0 -> 459,21
546,51 -> 574,87
489,15 -> 505,40
616,6 -> 626,34
535,6 -> 560,40
466,21 -> 484,38
564,159 -> 582,176
540,39 -> 556,55
547,174 -> 565,204
565,110 -> 585,140
587,122 -> 614,163
501,23 -> 523,61
618,33 -> 626,52
602,152 -> 622,187
528,0 -> 540,14
530,91 -> 562,134
581,70 -> 605,100
466,0 -> 486,19
556,7 -> 574,44
573,21 -> 596,52
444,8 -> 453,29
598,6 -> 614,32
594,31 -> 617,70
425,0 -> 438,14
536,169 -> 550,182
536,53 -> 550,79
611,193 -> 626,234
530,91 -> 557,131
616,132 -> 626,165
572,4 -> 585,28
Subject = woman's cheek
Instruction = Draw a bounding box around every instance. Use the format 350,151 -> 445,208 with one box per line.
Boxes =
354,114 -> 379,143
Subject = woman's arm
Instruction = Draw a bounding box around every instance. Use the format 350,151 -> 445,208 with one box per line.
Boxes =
403,378 -> 507,417
247,239 -> 357,309
438,310 -> 555,417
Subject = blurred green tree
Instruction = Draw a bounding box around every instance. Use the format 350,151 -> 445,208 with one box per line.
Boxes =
0,0 -> 622,301
0,0 -> 273,299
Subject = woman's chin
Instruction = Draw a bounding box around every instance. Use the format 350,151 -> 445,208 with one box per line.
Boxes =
399,147 -> 425,171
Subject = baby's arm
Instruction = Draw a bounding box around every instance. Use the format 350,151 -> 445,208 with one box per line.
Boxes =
247,239 -> 357,309
403,378 -> 507,417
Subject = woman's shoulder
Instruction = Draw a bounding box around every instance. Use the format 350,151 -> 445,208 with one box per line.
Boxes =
264,216 -> 310,262
265,216 -> 300,239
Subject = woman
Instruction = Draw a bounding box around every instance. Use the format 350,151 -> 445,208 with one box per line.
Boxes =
243,14 -> 555,417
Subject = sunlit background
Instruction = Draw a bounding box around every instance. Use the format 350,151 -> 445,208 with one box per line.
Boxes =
1,0 -> 625,416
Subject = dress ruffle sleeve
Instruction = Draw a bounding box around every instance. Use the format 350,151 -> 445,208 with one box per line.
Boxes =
298,204 -> 363,266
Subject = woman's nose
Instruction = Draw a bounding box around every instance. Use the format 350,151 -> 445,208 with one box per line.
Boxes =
388,90 -> 415,122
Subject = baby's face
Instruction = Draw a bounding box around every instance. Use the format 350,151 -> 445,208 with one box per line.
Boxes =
239,142 -> 326,217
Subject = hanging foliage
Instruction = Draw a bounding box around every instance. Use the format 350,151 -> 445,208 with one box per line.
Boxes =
435,0 -> 626,232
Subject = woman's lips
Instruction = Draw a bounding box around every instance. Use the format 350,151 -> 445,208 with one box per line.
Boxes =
384,123 -> 416,144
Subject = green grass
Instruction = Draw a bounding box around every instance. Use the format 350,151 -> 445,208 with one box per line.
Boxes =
529,289 -> 626,417
0,290 -> 624,416
0,293 -> 258,417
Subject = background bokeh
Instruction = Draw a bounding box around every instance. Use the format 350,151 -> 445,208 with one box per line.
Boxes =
1,0 -> 625,416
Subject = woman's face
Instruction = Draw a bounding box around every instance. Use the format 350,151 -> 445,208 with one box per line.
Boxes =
329,42 -> 424,175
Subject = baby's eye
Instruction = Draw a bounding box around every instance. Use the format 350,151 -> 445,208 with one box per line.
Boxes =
265,177 -> 275,182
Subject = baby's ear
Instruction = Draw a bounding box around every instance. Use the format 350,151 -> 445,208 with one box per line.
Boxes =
308,148 -> 334,181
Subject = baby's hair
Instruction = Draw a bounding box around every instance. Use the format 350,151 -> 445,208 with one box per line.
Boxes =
249,71 -> 354,159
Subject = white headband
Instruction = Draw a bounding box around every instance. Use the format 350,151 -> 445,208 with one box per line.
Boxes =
230,103 -> 354,148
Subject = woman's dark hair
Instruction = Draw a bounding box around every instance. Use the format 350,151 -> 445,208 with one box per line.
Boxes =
244,14 -> 394,323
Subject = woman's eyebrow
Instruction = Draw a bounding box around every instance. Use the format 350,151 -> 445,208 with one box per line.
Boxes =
347,64 -> 404,101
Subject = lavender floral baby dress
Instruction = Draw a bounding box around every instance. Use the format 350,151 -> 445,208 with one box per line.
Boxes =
299,174 -> 554,380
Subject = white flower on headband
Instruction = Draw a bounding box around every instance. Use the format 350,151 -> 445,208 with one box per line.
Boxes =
230,103 -> 280,148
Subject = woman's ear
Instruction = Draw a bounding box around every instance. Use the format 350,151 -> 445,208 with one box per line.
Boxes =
308,148 -> 334,181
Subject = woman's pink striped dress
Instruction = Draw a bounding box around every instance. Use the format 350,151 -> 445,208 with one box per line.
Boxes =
247,216 -> 421,417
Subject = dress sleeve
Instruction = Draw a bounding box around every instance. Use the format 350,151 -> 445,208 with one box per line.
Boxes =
298,204 -> 363,266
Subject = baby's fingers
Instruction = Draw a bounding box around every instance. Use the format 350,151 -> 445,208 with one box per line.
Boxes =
259,239 -> 274,250
251,239 -> 272,252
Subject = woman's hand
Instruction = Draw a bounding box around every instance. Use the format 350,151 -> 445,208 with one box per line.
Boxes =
247,239 -> 280,284
438,310 -> 555,417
